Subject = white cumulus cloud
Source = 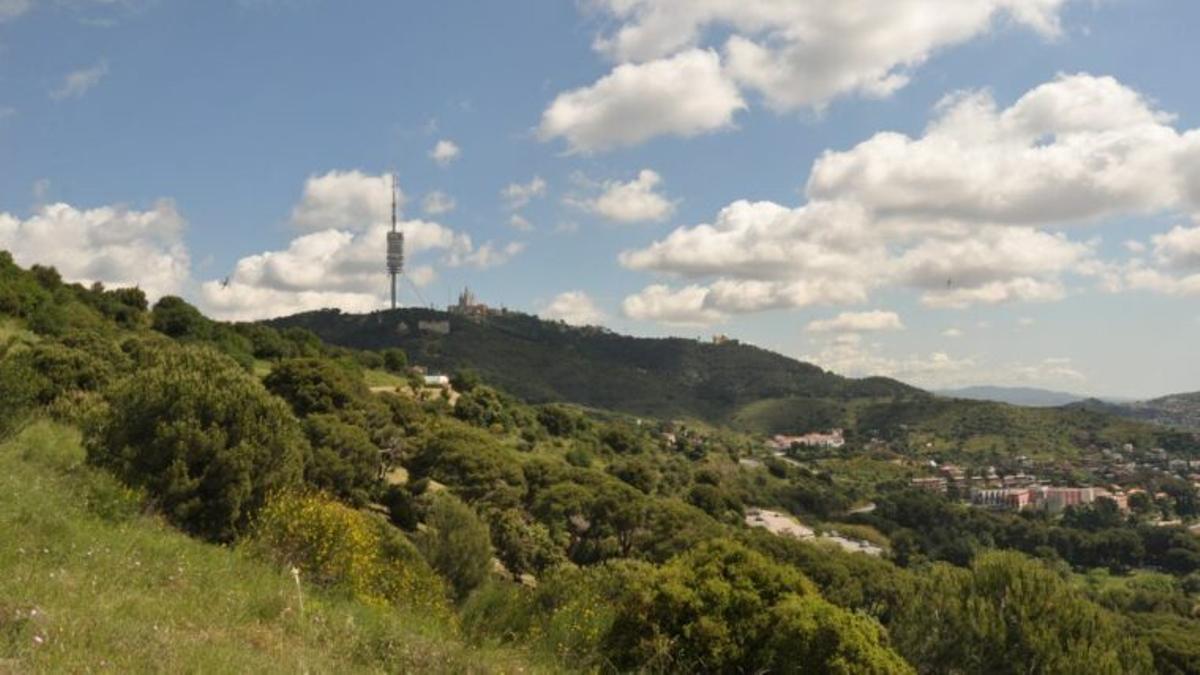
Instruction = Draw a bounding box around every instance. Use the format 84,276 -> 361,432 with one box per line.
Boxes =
619,74 -> 1200,323
501,176 -> 547,209
806,310 -> 904,334
203,171 -> 522,319
539,49 -> 745,153
0,200 -> 189,299
291,170 -> 399,232
541,290 -> 606,326
569,169 -> 677,223
429,139 -> 461,167
547,0 -> 1075,149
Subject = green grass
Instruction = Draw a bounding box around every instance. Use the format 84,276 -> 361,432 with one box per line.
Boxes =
362,368 -> 407,389
0,317 -> 37,347
251,358 -> 274,378
0,420 -> 544,674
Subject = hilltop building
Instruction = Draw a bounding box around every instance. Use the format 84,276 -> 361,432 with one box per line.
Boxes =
449,287 -> 495,318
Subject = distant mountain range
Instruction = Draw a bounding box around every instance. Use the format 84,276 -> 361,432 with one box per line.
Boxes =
934,386 -> 1087,408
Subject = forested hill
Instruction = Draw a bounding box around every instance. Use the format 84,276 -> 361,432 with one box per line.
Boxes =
1071,392 -> 1200,432
265,308 -> 923,420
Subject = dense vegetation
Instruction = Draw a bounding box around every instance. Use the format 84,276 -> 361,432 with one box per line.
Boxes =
2,252 -> 1199,673
266,307 -> 920,421
1074,393 -> 1200,432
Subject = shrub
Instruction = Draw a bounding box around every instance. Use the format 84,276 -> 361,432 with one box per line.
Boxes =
382,348 -> 408,373
86,345 -> 305,541
150,295 -> 211,339
487,508 -> 565,576
414,493 -> 493,600
892,551 -> 1154,674
263,357 -> 370,419
302,414 -> 381,506
408,423 -> 526,508
248,491 -> 449,614
603,539 -> 912,673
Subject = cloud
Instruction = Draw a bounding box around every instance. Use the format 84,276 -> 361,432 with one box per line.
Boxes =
895,226 -> 1090,308
802,339 -> 976,389
801,338 -> 1087,390
501,176 -> 547,209
0,200 -> 189,298
621,284 -> 724,325
807,75 -> 1188,227
619,199 -> 883,317
509,214 -> 534,232
200,220 -> 469,320
539,49 -> 745,153
50,60 -> 109,100
429,139 -> 461,167
422,191 -> 456,215
549,1 -> 1074,149
1151,224 -> 1200,271
541,291 -> 606,326
618,74 -> 1200,322
291,170 -> 399,232
203,171 -> 522,319
942,328 -> 964,338
446,241 -> 526,270
806,310 -> 904,333
0,0 -> 31,22
569,169 -> 677,223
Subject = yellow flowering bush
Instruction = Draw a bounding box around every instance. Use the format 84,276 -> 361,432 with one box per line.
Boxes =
248,491 -> 450,616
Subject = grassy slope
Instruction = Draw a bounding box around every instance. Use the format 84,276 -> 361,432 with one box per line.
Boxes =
0,421 -> 538,674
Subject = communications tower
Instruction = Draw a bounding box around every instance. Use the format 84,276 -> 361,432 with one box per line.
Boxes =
385,173 -> 404,310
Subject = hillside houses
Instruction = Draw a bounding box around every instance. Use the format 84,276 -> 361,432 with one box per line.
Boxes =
766,429 -> 846,452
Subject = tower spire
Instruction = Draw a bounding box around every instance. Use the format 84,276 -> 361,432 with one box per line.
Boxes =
390,172 -> 397,233
385,170 -> 405,310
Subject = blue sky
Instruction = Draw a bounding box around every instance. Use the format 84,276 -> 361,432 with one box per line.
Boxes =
2,0 -> 1200,398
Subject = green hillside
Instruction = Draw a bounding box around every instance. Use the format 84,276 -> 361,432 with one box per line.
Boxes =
0,421 -> 536,674
266,308 -> 1200,464
1073,393 -> 1200,432
3,252 -> 1199,673
265,308 -> 922,421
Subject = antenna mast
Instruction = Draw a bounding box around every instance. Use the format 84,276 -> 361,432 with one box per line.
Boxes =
385,171 -> 405,310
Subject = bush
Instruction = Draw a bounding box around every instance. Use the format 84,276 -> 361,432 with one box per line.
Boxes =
263,357 -> 370,419
487,508 -> 565,576
408,423 -> 526,508
604,539 -> 912,673
86,345 -> 306,541
150,296 -> 211,339
302,414 -> 382,506
248,491 -> 449,614
382,348 -> 408,373
892,551 -> 1153,674
414,493 -> 493,600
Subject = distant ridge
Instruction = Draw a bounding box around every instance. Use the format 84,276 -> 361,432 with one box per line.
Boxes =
1070,391 -> 1200,431
265,308 -> 923,421
935,385 -> 1086,408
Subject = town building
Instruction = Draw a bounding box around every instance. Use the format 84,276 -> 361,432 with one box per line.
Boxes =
766,429 -> 846,451
910,476 -> 948,493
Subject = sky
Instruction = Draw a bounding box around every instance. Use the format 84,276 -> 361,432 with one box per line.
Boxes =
2,0 -> 1200,399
